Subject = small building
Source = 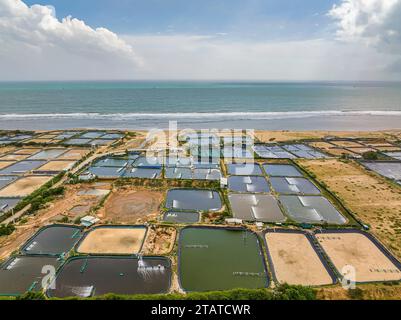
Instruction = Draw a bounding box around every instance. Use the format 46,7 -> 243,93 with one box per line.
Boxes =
225,218 -> 243,225
80,216 -> 100,227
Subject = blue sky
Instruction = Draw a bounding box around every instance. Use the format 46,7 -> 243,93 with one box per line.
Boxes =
23,0 -> 337,40
1,0 -> 401,81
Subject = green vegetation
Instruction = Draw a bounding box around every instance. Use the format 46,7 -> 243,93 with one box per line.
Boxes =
18,285 -> 316,301
0,224 -> 15,236
362,151 -> 379,160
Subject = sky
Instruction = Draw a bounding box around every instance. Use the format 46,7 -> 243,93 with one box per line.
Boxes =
1,0 -> 401,81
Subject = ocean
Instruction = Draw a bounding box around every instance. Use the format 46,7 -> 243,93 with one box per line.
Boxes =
1,81 -> 401,131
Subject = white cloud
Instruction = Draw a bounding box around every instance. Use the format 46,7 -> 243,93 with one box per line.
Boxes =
124,34 -> 395,80
0,0 -> 141,80
0,0 -> 399,80
329,0 -> 401,49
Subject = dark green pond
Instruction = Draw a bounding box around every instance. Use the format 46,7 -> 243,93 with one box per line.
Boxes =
179,227 -> 268,292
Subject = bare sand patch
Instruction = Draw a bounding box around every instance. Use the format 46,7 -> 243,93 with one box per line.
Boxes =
27,138 -> 54,144
331,141 -> 365,148
13,148 -> 42,155
308,142 -> 335,150
265,232 -> 333,286
99,188 -> 164,224
0,176 -> 53,197
57,149 -> 90,160
142,226 -> 176,255
0,161 -> 15,170
37,161 -> 76,171
77,227 -> 146,254
254,131 -> 392,143
0,154 -> 29,161
347,147 -> 376,154
325,148 -> 359,157
316,232 -> 401,282
298,159 -> 401,259
0,147 -> 16,156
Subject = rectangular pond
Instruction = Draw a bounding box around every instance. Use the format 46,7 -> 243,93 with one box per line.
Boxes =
228,176 -> 270,193
363,162 -> 401,181
279,195 -> 347,225
77,226 -> 147,255
262,164 -> 303,177
385,152 -> 401,160
87,166 -> 123,178
178,227 -> 268,292
0,256 -> 60,296
21,225 -> 83,256
165,167 -> 193,179
193,168 -> 222,180
28,149 -> 67,160
228,193 -> 285,222
264,230 -> 335,286
123,167 -> 162,179
80,132 -> 106,139
0,197 -> 21,214
270,177 -> 321,195
253,145 -> 296,159
166,189 -> 222,212
162,211 -> 200,224
93,157 -> 130,167
47,256 -> 171,298
227,163 -> 263,176
316,230 -> 401,283
64,138 -> 92,145
0,160 -> 46,175
0,175 -> 18,189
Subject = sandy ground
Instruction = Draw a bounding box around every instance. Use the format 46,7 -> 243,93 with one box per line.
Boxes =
375,146 -> 401,152
265,232 -> 333,286
298,159 -> 401,259
254,131 -> 397,143
57,149 -> 90,160
77,227 -> 146,254
142,225 -> 176,255
316,232 -> 401,282
98,187 -> 164,224
0,183 -> 111,261
323,148 -> 359,157
0,161 -> 15,170
317,283 -> 401,300
37,160 -> 76,171
0,147 -> 16,156
0,154 -> 29,161
13,148 -> 42,155
0,175 -> 53,197
330,141 -> 365,148
346,147 -> 376,154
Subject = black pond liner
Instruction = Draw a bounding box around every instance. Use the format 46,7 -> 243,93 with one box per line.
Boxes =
21,224 -> 84,256
165,189 -> 222,212
162,211 -> 200,224
314,229 -> 401,284
263,229 -> 337,286
0,255 -> 61,296
75,225 -> 148,255
47,256 -> 172,298
177,226 -> 269,292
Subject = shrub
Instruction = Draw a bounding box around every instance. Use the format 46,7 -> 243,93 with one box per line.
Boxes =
0,224 -> 15,236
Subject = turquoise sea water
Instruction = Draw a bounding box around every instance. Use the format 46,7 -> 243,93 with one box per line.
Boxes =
0,81 -> 401,130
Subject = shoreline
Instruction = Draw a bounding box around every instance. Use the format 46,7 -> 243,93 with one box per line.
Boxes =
1,114 -> 401,131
